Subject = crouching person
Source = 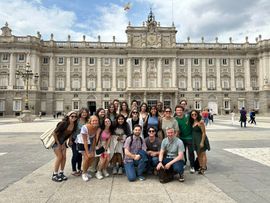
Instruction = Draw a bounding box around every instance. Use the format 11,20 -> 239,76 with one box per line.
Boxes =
124,124 -> 148,181
156,127 -> 185,182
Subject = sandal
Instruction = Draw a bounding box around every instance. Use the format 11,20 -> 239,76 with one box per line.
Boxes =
72,171 -> 81,176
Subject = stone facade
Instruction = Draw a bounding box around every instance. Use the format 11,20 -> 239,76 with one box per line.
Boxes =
0,12 -> 270,116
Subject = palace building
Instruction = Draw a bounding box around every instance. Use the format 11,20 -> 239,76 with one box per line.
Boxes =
0,11 -> 270,116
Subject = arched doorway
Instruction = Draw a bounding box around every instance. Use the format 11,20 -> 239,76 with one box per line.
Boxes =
208,95 -> 218,115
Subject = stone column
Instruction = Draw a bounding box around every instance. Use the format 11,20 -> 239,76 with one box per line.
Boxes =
157,58 -> 162,88
144,92 -> 147,103
159,92 -> 163,102
172,57 -> 177,88
127,58 -> 132,88
216,58 -> 221,91
112,58 -> 117,91
81,57 -> 86,91
97,57 -> 102,91
142,58 -> 147,87
201,58 -> 207,91
174,92 -> 178,107
244,58 -> 251,91
8,53 -> 15,89
49,55 -> 55,91
230,58 -> 236,91
30,53 -> 38,90
258,57 -> 263,90
66,57 -> 71,91
128,93 -> 131,105
187,58 -> 192,91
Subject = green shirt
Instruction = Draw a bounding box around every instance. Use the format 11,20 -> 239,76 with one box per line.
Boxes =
175,116 -> 192,140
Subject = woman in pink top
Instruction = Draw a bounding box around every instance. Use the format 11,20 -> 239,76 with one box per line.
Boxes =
95,117 -> 113,179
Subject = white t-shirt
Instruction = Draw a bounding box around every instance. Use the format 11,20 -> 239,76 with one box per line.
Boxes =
75,125 -> 95,144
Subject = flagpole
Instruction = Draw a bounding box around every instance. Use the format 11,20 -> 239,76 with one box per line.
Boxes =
172,0 -> 174,25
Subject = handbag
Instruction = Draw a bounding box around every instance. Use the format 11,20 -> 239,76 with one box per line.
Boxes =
40,127 -> 55,149
94,132 -> 105,157
159,167 -> 174,184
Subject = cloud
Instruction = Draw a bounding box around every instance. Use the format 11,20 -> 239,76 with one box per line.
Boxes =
86,3 -> 129,42
0,0 -> 90,41
134,0 -> 270,42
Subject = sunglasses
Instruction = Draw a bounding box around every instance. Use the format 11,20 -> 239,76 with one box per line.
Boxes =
165,110 -> 171,113
191,113 -> 197,116
132,112 -> 138,114
148,130 -> 155,133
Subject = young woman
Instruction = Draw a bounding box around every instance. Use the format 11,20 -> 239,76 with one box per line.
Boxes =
189,110 -> 210,175
95,117 -> 113,179
161,107 -> 179,138
52,111 -> 78,182
110,114 -> 131,175
119,101 -> 130,119
76,115 -> 100,182
106,103 -> 117,122
71,108 -> 89,176
139,102 -> 149,123
143,105 -> 162,138
127,109 -> 144,138
96,108 -> 106,126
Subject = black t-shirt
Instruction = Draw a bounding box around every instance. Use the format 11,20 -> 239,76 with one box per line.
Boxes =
145,137 -> 161,152
131,119 -> 139,130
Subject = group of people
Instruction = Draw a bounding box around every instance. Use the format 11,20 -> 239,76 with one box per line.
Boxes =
231,107 -> 257,127
51,99 -> 210,183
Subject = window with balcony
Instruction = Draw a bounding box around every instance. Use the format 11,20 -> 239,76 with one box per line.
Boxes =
194,101 -> 201,110
71,78 -> 80,90
0,75 -> 8,88
73,57 -> 79,65
103,58 -> 110,66
119,58 -> 124,65
179,59 -> 185,66
193,78 -> 201,90
43,57 -> 49,64
2,53 -> 8,61
13,100 -> 22,111
133,78 -> 141,87
0,100 -> 5,111
58,57 -> 64,65
18,54 -> 25,62
207,79 -> 216,90
134,58 -> 140,66
89,57 -> 95,65
118,79 -> 125,89
41,79 -> 48,90
56,77 -> 65,90
222,59 -> 228,66
103,78 -> 111,90
193,58 -> 199,65
87,79 -> 96,91
179,80 -> 186,90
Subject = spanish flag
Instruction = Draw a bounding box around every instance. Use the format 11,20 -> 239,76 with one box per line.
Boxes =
124,2 -> 131,11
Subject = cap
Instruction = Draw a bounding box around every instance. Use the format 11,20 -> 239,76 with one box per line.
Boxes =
66,111 -> 77,117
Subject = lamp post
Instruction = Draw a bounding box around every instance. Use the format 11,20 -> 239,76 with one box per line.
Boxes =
16,62 -> 39,121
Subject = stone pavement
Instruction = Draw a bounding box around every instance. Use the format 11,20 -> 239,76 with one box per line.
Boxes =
0,116 -> 270,203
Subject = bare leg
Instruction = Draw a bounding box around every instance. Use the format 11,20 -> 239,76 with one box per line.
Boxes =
53,146 -> 63,172
60,146 -> 67,171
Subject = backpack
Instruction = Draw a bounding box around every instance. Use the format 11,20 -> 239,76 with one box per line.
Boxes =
129,135 -> 143,148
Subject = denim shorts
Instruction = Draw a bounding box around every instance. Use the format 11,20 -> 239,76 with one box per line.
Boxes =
52,142 -> 68,149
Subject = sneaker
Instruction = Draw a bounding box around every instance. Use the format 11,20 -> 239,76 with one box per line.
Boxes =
118,167 -> 123,175
82,173 -> 89,182
52,174 -> 62,182
179,174 -> 185,182
138,176 -> 146,181
95,171 -> 104,180
190,167 -> 195,174
102,169 -> 110,177
112,167 -> 118,175
87,173 -> 93,178
59,172 -> 68,181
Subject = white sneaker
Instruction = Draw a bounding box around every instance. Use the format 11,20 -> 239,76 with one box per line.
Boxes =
118,167 -> 123,175
190,167 -> 195,174
95,171 -> 104,180
82,173 -> 89,182
87,173 -> 92,178
102,169 -> 110,177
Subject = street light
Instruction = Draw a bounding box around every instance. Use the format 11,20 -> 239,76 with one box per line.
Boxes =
16,62 -> 39,110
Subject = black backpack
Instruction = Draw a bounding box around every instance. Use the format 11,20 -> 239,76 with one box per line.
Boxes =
129,135 -> 143,148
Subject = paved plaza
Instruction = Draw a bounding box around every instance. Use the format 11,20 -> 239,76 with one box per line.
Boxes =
0,115 -> 270,203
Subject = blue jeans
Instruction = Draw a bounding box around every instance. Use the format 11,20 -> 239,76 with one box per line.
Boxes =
124,150 -> 148,181
147,155 -> 159,172
162,158 -> 184,175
